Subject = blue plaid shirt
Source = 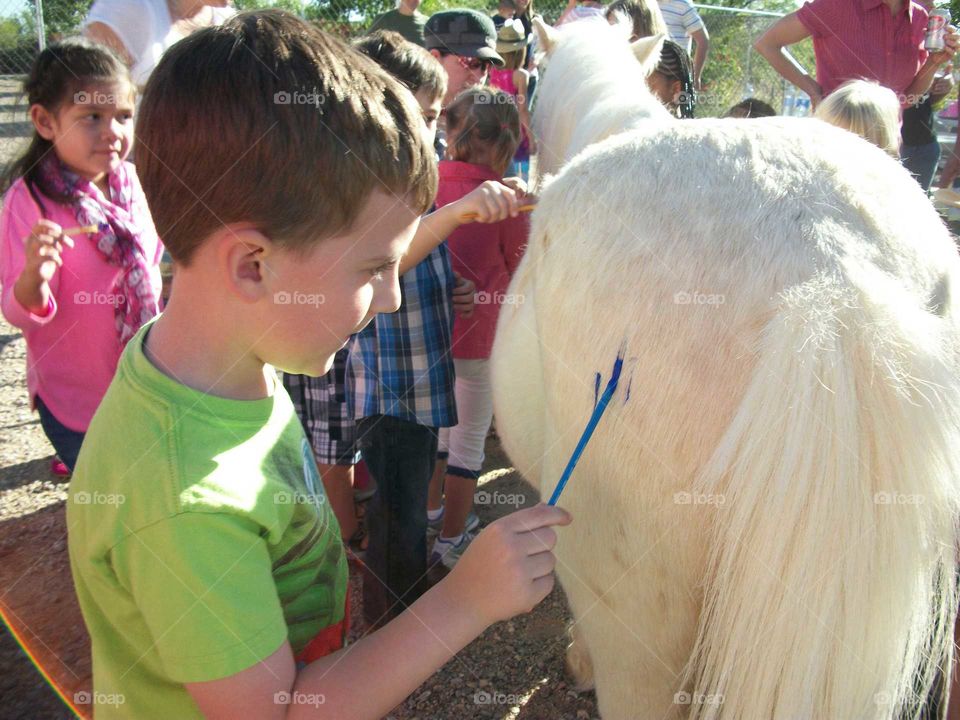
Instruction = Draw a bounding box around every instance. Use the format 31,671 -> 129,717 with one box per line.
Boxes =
346,242 -> 458,428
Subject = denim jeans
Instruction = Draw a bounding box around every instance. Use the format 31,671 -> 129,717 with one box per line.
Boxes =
36,395 -> 85,471
901,140 -> 941,192
357,414 -> 438,625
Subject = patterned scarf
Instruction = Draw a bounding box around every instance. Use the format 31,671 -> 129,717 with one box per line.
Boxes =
37,155 -> 158,345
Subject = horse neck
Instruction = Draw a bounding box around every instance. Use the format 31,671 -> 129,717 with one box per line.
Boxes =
535,47 -> 669,178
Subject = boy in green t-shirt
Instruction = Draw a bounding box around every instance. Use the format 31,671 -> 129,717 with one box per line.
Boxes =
67,10 -> 570,719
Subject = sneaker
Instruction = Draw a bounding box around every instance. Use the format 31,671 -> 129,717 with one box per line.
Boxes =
427,508 -> 480,540
50,457 -> 70,477
429,531 -> 475,570
427,507 -> 444,540
353,486 -> 376,503
465,510 -> 480,534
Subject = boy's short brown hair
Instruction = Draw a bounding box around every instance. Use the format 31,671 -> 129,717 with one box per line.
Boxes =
352,30 -> 446,101
136,10 -> 437,265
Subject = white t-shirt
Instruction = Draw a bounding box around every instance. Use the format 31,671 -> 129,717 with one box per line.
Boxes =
85,0 -> 235,88
657,0 -> 705,54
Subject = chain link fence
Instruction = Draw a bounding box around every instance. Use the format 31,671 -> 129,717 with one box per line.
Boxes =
697,4 -> 814,117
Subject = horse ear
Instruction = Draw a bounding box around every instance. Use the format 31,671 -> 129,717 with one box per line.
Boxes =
533,15 -> 560,55
630,33 -> 665,77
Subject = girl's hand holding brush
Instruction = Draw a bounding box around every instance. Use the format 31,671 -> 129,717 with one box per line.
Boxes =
455,180 -> 536,224
399,182 -> 535,274
14,220 -> 75,315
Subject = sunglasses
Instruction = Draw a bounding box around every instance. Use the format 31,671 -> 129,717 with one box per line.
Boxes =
440,52 -> 491,73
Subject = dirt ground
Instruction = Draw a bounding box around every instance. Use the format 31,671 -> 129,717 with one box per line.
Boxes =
0,75 -> 598,720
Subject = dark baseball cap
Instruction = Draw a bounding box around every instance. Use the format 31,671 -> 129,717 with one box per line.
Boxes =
424,9 -> 505,66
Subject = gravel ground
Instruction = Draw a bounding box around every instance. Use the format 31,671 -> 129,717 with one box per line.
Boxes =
0,76 -> 600,719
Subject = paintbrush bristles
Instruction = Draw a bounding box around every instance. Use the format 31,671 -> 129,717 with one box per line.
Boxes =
62,225 -> 98,237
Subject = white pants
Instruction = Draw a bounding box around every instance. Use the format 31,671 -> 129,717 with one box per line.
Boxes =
438,358 -> 493,478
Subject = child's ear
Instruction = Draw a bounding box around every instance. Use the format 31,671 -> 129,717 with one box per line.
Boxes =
671,79 -> 683,104
29,104 -> 56,141
217,227 -> 272,302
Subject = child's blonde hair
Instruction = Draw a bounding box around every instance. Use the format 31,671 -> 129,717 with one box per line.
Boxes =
444,86 -> 521,176
814,80 -> 900,157
605,0 -> 668,40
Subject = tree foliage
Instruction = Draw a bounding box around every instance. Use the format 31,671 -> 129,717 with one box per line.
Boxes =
30,0 -> 93,38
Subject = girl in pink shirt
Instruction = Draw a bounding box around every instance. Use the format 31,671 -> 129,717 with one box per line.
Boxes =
0,38 -> 162,473
429,86 -> 529,568
488,19 -> 536,180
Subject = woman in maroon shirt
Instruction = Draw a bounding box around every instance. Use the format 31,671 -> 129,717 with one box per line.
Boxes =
754,0 -> 956,110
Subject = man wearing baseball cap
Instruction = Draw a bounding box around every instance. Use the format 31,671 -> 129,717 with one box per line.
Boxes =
424,8 -> 504,105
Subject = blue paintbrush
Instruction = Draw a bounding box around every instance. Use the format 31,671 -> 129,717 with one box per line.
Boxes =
547,342 -> 626,506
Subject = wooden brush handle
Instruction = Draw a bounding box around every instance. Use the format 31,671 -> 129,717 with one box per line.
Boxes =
459,203 -> 536,223
62,224 -> 98,236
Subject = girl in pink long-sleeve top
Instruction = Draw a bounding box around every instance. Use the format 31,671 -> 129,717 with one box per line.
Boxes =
0,39 -> 162,474
429,86 -> 529,569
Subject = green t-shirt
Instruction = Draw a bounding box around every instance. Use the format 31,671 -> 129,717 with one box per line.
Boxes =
67,320 -> 347,719
367,9 -> 427,47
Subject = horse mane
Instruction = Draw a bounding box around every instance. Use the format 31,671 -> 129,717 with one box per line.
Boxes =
533,20 -> 671,182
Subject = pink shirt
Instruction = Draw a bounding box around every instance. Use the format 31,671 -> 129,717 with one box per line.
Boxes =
0,167 -> 163,432
436,161 -> 528,360
488,68 -> 531,159
796,0 -> 929,98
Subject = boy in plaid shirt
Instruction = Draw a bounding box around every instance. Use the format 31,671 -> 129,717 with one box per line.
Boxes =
350,26 -> 526,627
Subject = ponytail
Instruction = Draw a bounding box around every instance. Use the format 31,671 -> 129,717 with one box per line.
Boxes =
655,39 -> 695,119
445,86 -> 521,176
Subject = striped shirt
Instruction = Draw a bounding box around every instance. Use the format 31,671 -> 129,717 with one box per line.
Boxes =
796,0 -> 928,98
657,0 -> 704,54
556,5 -> 607,28
346,242 -> 458,428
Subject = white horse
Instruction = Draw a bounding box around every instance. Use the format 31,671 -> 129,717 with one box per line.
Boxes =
491,19 -> 960,720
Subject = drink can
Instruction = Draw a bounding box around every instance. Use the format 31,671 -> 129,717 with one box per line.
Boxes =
926,7 -> 950,51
